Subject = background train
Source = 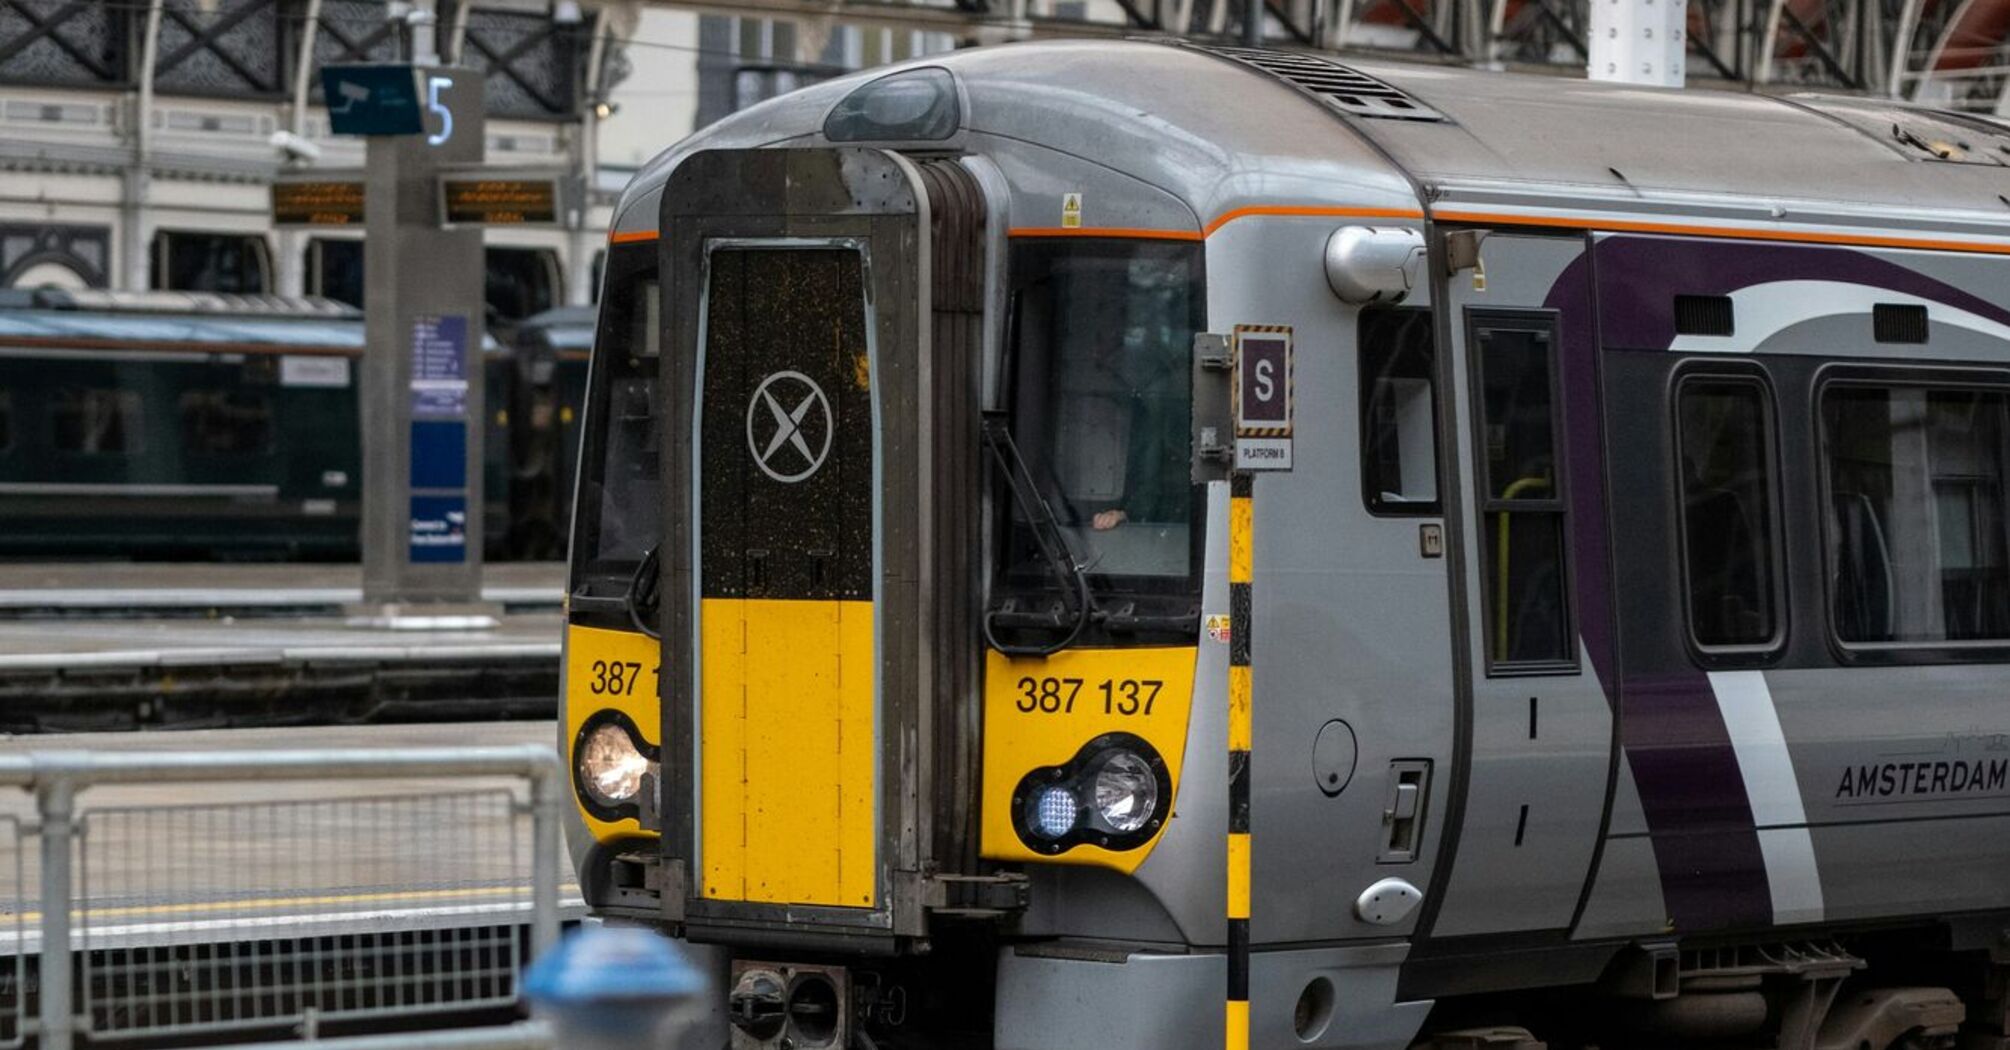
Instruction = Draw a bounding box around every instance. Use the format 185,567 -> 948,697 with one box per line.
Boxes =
560,39 -> 2010,1050
0,288 -> 590,561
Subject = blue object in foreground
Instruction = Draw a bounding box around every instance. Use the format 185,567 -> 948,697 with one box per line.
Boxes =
523,926 -> 708,1045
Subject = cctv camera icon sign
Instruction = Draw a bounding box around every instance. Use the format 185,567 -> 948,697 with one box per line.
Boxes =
320,64 -> 433,138
331,81 -> 371,114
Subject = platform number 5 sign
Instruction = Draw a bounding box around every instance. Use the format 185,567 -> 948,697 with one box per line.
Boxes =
1232,325 -> 1293,472
426,75 -> 454,146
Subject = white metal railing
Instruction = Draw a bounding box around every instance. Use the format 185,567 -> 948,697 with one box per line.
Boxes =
229,1020 -> 556,1049
1,814 -> 23,1049
0,746 -> 564,1050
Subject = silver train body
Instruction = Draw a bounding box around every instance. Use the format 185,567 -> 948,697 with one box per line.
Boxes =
563,39 -> 2010,1050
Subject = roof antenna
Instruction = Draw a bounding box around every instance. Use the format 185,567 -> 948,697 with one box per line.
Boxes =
1608,166 -> 1643,197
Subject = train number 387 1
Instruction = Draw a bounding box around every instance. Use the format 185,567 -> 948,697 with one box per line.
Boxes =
1014,677 -> 1163,716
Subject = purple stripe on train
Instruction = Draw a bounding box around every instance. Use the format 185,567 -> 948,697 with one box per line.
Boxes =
1545,238 -> 1774,932
1549,234 -> 2010,932
1594,235 -> 2010,348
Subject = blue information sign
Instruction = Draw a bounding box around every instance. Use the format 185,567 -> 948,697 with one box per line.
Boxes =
410,421 -> 467,489
409,313 -> 469,417
407,312 -> 471,557
322,64 -> 424,136
408,495 -> 468,563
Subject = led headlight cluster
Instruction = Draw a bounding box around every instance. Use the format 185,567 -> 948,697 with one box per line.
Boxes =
1012,733 -> 1172,854
573,711 -> 660,824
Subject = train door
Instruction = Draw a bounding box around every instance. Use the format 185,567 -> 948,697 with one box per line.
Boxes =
1422,230 -> 1617,940
656,148 -> 985,943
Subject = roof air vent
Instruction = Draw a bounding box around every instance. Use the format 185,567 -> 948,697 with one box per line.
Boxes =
1188,45 -> 1444,122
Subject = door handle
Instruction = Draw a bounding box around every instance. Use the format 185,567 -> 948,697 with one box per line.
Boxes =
1379,760 -> 1431,863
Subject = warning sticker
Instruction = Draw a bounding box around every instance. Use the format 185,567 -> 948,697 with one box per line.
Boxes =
1062,192 -> 1082,229
1205,614 -> 1231,644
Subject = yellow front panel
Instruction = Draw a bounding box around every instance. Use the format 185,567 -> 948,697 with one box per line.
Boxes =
980,646 -> 1199,873
564,624 -> 663,843
699,597 -> 877,908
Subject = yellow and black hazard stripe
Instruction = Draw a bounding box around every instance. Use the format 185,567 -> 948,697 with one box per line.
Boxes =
1226,470 -> 1254,1050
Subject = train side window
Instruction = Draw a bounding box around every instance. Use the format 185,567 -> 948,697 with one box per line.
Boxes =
1676,376 -> 1784,651
0,392 -> 11,453
1823,383 -> 2010,644
486,246 -> 563,327
152,231 -> 270,294
1360,308 -> 1440,515
573,243 -> 662,585
180,390 -> 275,455
1470,313 -> 1573,671
52,388 -> 142,455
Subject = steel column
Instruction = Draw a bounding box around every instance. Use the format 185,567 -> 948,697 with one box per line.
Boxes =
35,774 -> 74,1050
531,766 -> 563,957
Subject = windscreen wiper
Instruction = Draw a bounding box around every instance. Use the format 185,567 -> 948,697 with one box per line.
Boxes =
981,413 -> 1094,656
626,544 -> 662,639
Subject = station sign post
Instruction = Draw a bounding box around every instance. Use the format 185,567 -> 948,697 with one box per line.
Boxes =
1225,324 -> 1292,1050
322,63 -> 488,612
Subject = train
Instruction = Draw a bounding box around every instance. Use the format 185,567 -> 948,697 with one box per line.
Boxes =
0,288 -> 590,560
560,39 -> 2010,1050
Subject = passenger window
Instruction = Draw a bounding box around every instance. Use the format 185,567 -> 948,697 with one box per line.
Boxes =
1471,315 -> 1572,670
1824,384 -> 2010,644
180,390 -> 275,455
1677,377 -> 1782,650
1360,308 -> 1439,515
52,388 -> 141,454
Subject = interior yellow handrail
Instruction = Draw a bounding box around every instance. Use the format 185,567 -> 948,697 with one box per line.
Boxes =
1494,474 -> 1554,661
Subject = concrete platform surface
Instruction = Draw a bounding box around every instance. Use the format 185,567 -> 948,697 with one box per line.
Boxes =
0,611 -> 562,670
0,561 -> 565,613
0,564 -> 569,733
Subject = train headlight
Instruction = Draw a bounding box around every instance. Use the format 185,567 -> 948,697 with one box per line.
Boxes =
577,718 -> 653,808
1012,734 -> 1171,855
1031,785 -> 1080,839
1090,750 -> 1158,834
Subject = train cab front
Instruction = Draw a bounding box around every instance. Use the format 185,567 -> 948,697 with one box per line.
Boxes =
561,75 -> 1215,1050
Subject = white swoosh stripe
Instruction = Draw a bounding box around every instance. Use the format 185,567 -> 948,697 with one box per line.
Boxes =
1669,280 -> 2010,353
1757,828 -> 1825,926
1708,670 -> 1824,924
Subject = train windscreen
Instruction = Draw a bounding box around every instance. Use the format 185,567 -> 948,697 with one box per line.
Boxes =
573,245 -> 660,592
999,239 -> 1204,608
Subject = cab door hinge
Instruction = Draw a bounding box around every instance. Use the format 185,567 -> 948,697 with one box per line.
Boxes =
1192,332 -> 1234,484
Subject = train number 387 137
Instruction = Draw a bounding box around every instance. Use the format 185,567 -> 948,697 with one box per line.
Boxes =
1013,677 -> 1163,716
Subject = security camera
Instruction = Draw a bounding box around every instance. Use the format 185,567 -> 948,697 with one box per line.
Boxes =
269,130 -> 323,164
